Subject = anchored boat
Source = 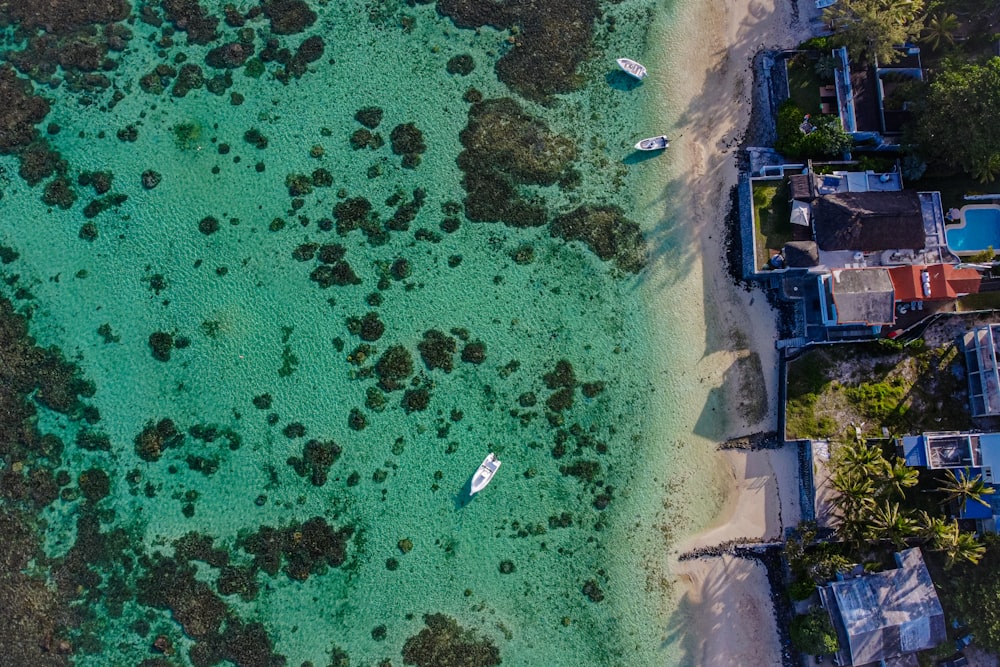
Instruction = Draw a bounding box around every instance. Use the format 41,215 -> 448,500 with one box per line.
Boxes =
635,135 -> 670,151
616,57 -> 647,80
470,453 -> 501,494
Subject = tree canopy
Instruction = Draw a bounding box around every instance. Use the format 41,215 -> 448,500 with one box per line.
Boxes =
933,534 -> 1000,652
823,0 -> 925,65
790,607 -> 840,655
912,57 -> 1000,183
775,100 -> 853,158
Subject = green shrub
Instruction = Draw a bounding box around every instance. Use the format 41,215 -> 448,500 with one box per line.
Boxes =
845,378 -> 908,424
789,578 -> 818,601
775,100 -> 852,159
790,608 -> 840,655
800,36 -> 832,51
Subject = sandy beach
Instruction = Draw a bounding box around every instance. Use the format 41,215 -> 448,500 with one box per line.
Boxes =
646,0 -> 822,663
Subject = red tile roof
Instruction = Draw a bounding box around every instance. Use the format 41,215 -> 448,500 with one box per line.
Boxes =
888,264 -> 981,301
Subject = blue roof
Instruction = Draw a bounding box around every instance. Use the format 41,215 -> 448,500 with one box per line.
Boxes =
902,436 -> 927,467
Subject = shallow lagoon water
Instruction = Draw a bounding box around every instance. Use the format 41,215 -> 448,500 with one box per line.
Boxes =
0,1 -> 732,665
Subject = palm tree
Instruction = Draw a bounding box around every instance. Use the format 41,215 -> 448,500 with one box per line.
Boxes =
922,12 -> 959,51
938,468 -> 996,514
918,511 -> 958,550
836,439 -> 888,477
942,531 -> 986,569
970,155 -> 1000,184
881,457 -> 919,499
867,500 -> 917,548
832,469 -> 877,518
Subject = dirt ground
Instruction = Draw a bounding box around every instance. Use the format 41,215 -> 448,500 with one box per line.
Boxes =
786,313 -> 1000,441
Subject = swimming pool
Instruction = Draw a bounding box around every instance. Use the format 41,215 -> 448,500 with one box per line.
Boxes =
946,205 -> 1000,255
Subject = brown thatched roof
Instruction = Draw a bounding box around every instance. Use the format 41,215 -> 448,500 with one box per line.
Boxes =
812,191 -> 924,251
783,241 -> 819,267
787,174 -> 814,201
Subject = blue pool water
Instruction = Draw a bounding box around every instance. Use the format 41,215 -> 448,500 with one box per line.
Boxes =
947,206 -> 1000,254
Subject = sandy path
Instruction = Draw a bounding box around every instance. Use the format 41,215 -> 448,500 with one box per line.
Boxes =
651,0 -> 821,663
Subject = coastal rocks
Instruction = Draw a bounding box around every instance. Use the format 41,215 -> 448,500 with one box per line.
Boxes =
134,418 -> 184,462
261,0 -> 317,35
354,106 -> 383,129
171,63 -> 204,97
78,468 -> 110,503
0,0 -> 131,35
375,346 -> 414,391
78,170 -> 113,194
197,216 -> 220,235
243,128 -> 268,149
141,170 -> 162,189
0,67 -> 50,154
309,262 -> 361,288
216,565 -> 259,601
148,331 -> 174,361
240,517 -> 354,580
205,41 -> 254,69
390,123 -> 426,169
582,579 -> 605,603
402,613 -> 501,667
418,329 -> 456,372
286,438 -> 342,486
446,54 -> 475,76
457,98 -> 577,227
437,0 -> 599,102
136,552 -> 286,666
550,205 -> 647,273
346,312 -> 385,342
461,341 -> 486,364
18,140 -> 66,186
42,176 -> 76,209
333,197 -> 372,233
401,386 -> 431,413
161,0 -> 220,45
350,128 -> 383,150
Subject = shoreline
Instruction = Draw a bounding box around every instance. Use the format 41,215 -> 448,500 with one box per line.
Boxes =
641,0 -> 822,663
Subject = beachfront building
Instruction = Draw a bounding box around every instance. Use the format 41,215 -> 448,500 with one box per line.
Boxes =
898,430 -> 1000,530
816,263 -> 982,333
742,159 -> 981,346
818,548 -> 946,667
831,45 -> 924,147
964,325 -> 1000,417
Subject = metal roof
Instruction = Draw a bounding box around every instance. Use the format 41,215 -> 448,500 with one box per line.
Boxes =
826,548 -> 946,665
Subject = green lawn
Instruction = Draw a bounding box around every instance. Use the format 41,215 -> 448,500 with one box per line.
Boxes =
753,180 -> 792,270
786,54 -> 824,117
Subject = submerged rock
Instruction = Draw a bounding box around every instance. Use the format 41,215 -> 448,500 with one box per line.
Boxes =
402,613 -> 501,667
457,98 -> 576,227
418,330 -> 456,373
550,205 -> 647,273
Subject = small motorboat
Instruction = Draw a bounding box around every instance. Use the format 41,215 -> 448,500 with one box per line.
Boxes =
635,135 -> 670,151
470,453 -> 501,494
616,58 -> 647,80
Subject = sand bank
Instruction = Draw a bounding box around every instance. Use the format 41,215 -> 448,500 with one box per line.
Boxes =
647,0 -> 823,662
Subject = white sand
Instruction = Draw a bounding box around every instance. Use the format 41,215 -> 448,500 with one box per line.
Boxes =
639,0 -> 822,663
674,554 -> 784,667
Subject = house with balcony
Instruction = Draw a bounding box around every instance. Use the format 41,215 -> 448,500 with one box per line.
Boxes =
898,430 -> 1000,530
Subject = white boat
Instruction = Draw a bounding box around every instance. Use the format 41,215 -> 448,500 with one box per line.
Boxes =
634,135 -> 670,151
616,58 -> 647,80
470,453 -> 501,494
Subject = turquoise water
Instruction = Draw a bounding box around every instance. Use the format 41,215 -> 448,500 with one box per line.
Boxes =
948,206 -> 1000,254
0,1 -> 728,666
